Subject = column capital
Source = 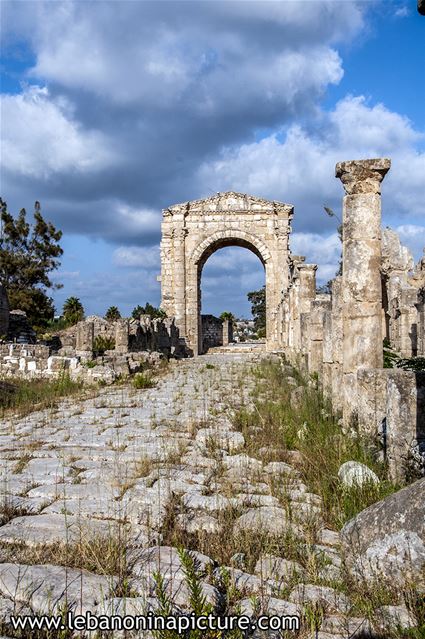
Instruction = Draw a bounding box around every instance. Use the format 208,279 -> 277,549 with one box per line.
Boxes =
335,158 -> 391,195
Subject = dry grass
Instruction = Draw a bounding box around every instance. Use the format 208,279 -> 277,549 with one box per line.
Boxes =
233,358 -> 400,530
0,373 -> 86,418
0,526 -> 128,577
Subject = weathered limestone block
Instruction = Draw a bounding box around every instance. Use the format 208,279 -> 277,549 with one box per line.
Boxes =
386,370 -> 425,481
114,318 -> 129,353
76,320 -> 94,355
340,478 -> 425,590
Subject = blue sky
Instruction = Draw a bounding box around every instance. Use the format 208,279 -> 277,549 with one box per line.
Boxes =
1,1 -> 424,320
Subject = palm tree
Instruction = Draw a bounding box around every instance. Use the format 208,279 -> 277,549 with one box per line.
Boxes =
220,311 -> 236,325
63,297 -> 84,326
105,306 -> 121,321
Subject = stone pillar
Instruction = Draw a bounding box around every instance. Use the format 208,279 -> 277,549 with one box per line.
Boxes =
76,321 -> 94,358
308,298 -> 331,376
386,370 -> 425,482
356,368 -> 389,437
114,319 -> 129,353
330,277 -> 344,411
336,158 -> 391,425
298,264 -> 317,313
222,319 -> 232,346
173,227 -> 188,338
418,297 -> 425,356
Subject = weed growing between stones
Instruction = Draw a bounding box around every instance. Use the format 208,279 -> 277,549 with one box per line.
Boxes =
234,358 -> 400,530
0,497 -> 32,526
152,547 -> 245,639
133,371 -> 156,389
0,527 -> 128,576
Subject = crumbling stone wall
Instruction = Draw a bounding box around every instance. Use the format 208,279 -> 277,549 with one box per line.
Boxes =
283,157 -> 425,480
201,314 -> 224,352
0,314 -> 187,383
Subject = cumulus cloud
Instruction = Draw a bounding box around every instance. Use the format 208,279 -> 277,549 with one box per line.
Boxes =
198,95 -> 425,248
1,85 -> 115,178
290,232 -> 341,283
1,0 -> 366,244
113,245 -> 160,269
2,1 -> 423,315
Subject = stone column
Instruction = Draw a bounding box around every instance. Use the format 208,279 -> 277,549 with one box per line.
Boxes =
335,158 -> 391,425
173,227 -> 188,338
386,370 -> 425,482
308,298 -> 331,376
115,319 -> 129,353
298,264 -> 317,314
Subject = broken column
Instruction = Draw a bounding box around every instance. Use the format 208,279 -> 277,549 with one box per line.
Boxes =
222,319 -> 232,346
308,298 -> 331,376
335,158 -> 391,425
76,321 -> 94,359
114,319 -> 129,353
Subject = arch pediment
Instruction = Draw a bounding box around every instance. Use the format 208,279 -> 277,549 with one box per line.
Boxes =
164,191 -> 293,217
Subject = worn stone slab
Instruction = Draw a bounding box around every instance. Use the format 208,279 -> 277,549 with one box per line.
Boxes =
0,563 -> 116,615
234,506 -> 301,537
289,584 -> 350,613
0,514 -> 123,547
254,554 -> 305,581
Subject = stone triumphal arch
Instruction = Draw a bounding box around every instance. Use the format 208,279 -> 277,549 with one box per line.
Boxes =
160,192 -> 293,355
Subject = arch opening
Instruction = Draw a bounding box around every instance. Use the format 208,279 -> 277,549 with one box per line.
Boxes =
197,242 -> 266,354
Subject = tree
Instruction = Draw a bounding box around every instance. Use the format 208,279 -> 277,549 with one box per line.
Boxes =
0,199 -> 63,328
220,311 -> 236,325
105,306 -> 121,321
247,286 -> 266,334
63,297 -> 84,325
131,303 -> 166,320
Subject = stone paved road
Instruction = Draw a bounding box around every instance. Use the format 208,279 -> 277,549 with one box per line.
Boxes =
0,353 -> 406,637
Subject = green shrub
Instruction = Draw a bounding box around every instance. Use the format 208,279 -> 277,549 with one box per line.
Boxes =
133,372 -> 155,389
93,334 -> 115,355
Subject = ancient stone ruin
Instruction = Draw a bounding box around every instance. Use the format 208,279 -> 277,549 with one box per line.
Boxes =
0,157 -> 424,637
160,192 -> 292,355
1,158 -> 424,480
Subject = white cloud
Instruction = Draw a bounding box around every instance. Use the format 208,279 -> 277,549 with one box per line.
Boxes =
395,225 -> 425,262
199,95 -> 425,229
113,205 -> 162,238
113,245 -> 160,269
1,85 -> 115,178
290,232 -> 341,283
17,1 -> 361,108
